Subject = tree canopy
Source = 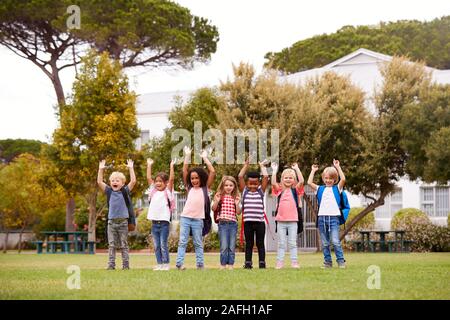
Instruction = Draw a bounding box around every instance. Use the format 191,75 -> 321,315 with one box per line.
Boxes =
265,16 -> 450,73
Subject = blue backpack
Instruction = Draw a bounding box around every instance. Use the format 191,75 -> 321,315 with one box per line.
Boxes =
316,185 -> 350,225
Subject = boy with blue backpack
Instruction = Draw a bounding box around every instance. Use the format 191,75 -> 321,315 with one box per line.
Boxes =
307,159 -> 349,269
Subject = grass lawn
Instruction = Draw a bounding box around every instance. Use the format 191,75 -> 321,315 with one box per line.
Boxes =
0,251 -> 449,299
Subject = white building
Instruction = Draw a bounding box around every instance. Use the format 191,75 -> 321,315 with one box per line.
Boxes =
136,48 -> 450,229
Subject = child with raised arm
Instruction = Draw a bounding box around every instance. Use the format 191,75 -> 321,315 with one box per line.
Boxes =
238,158 -> 269,269
212,176 -> 241,270
146,158 -> 175,271
308,159 -> 347,269
97,159 -> 136,270
271,162 -> 305,269
176,147 -> 215,270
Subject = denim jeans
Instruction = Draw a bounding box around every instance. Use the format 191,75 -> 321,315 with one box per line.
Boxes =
151,220 -> 170,264
218,220 -> 238,266
276,221 -> 298,262
176,216 -> 204,267
318,216 -> 345,264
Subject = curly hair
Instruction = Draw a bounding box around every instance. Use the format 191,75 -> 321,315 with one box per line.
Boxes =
187,167 -> 209,189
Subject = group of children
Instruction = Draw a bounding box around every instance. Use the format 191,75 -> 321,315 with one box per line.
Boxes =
97,147 -> 347,271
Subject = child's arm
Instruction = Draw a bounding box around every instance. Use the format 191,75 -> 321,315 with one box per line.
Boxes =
182,146 -> 191,191
146,158 -> 154,186
201,150 -> 216,189
211,192 -> 221,211
270,162 -> 279,190
260,159 -> 269,192
97,160 -> 107,192
167,158 -> 175,191
333,159 -> 346,191
127,159 -> 136,191
292,163 -> 305,189
307,164 -> 319,191
238,158 -> 249,192
235,193 -> 242,215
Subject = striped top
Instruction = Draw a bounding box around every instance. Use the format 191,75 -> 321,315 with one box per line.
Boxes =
242,187 -> 265,222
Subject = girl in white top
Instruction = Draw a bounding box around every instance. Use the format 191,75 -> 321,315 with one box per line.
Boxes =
146,158 -> 175,271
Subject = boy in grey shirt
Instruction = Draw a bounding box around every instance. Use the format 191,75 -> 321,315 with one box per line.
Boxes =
97,159 -> 136,270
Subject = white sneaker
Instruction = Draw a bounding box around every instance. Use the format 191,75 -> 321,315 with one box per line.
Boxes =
153,264 -> 162,271
161,264 -> 170,271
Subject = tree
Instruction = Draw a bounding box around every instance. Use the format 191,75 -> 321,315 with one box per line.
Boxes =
49,51 -> 141,243
0,154 -> 66,253
398,83 -> 450,183
0,139 -> 45,163
0,0 -> 219,108
265,16 -> 450,73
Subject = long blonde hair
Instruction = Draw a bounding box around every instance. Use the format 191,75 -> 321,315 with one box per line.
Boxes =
216,175 -> 239,199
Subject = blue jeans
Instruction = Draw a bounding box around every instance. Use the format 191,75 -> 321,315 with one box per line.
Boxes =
151,221 -> 170,264
276,221 -> 298,262
218,220 -> 238,266
318,216 -> 345,264
176,216 -> 204,267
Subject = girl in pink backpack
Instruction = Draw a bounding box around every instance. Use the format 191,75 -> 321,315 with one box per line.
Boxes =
146,158 -> 176,271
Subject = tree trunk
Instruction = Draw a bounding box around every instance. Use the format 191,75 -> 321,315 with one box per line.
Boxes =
339,194 -> 387,241
49,60 -> 66,113
65,197 -> 76,232
3,231 -> 9,253
87,192 -> 98,246
18,226 -> 25,253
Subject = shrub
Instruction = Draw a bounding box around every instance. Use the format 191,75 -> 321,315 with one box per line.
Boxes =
406,223 -> 450,252
136,208 -> 151,234
391,208 -> 430,229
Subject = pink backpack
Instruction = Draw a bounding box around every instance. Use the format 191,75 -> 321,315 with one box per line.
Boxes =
148,187 -> 176,221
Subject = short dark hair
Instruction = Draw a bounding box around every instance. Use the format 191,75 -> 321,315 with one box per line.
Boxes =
246,171 -> 261,180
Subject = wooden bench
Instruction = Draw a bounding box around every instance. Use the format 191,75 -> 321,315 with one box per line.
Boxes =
33,241 -> 44,254
46,241 -> 73,253
350,240 -> 364,252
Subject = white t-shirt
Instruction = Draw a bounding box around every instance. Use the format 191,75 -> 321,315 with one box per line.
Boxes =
317,186 -> 342,216
146,186 -> 174,222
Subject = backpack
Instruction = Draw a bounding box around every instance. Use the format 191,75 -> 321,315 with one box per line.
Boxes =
187,186 -> 212,236
240,187 -> 272,246
105,186 -> 136,234
316,185 -> 350,225
148,187 -> 176,222
275,187 -> 304,234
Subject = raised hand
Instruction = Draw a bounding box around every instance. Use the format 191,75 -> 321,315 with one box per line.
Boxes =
99,160 -> 106,170
183,146 -> 192,156
200,149 -> 208,159
235,193 -> 241,205
311,164 -> 319,171
291,163 -> 299,170
259,159 -> 269,167
333,159 -> 340,168
147,158 -> 154,166
170,158 -> 177,166
126,159 -> 134,168
214,193 -> 221,202
271,162 -> 279,172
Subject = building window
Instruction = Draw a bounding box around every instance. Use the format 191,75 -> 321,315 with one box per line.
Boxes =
135,130 -> 150,150
420,186 -> 450,217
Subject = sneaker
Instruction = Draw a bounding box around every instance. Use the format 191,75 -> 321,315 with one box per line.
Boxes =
176,265 -> 186,271
291,261 -> 300,269
320,262 -> 332,269
338,262 -> 346,269
122,266 -> 130,270
153,264 -> 162,271
196,265 -> 204,270
275,261 -> 284,270
259,261 -> 266,269
106,266 -> 115,270
160,264 -> 170,271
244,262 -> 253,269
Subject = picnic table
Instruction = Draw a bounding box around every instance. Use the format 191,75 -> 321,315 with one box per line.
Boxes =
353,230 -> 410,252
34,231 -> 95,254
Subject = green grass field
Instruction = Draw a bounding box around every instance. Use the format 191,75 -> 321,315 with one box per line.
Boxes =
0,251 -> 449,299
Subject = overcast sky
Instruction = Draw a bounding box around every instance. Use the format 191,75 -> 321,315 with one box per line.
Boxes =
1,0 -> 449,142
